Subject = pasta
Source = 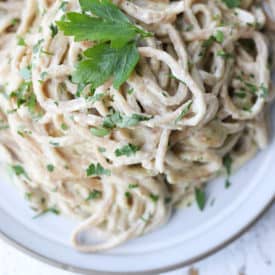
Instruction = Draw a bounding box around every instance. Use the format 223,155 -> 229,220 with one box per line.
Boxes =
0,0 -> 274,252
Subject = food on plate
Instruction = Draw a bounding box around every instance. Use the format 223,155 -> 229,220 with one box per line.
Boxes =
0,0 -> 273,252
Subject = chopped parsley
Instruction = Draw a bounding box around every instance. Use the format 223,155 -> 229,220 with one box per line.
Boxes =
86,190 -> 102,201
223,154 -> 233,188
49,23 -> 58,38
128,183 -> 139,189
90,126 -> 110,137
217,50 -> 234,59
61,123 -> 69,130
175,101 -> 192,124
195,187 -> 206,211
103,111 -> 151,129
46,164 -> 55,172
33,207 -> 60,219
125,191 -> 131,198
17,36 -> 26,46
221,0 -> 240,8
11,165 -> 27,177
86,162 -> 111,177
149,193 -> 159,203
115,143 -> 140,157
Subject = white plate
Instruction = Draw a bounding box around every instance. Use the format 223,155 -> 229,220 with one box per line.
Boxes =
0,106 -> 274,274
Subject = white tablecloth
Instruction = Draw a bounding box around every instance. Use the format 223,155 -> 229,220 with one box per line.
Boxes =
0,204 -> 274,275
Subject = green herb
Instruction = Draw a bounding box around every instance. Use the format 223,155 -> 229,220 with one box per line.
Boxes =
86,189 -> 102,201
168,74 -> 186,85
17,36 -> 26,46
149,193 -> 159,203
127,88 -> 134,95
86,162 -> 111,177
202,30 -> 224,50
98,147 -> 106,153
223,154 -> 232,188
72,42 -> 139,89
125,191 -> 131,198
49,141 -> 60,147
221,0 -> 240,8
46,164 -> 55,172
57,0 -> 150,48
61,123 -> 69,130
90,126 -> 110,137
128,183 -> 139,189
59,1 -> 68,11
217,50 -> 234,59
234,90 -> 246,98
49,23 -> 58,38
195,187 -> 206,211
103,111 -> 151,129
11,165 -> 26,176
33,207 -> 60,219
115,143 -> 140,157
10,18 -> 20,27
259,83 -> 268,98
223,154 -> 232,175
175,101 -> 192,124
57,0 -> 151,89
214,30 -> 224,43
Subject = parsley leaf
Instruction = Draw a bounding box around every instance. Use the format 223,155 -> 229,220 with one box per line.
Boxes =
73,42 -> 139,89
79,0 -> 131,24
115,143 -> 140,157
57,0 -> 151,89
33,207 -> 60,219
85,189 -> 102,201
46,164 -> 55,172
175,101 -> 192,124
223,154 -> 232,188
103,111 -> 151,129
90,126 -> 110,137
195,187 -> 206,211
221,0 -> 240,8
86,162 -> 111,177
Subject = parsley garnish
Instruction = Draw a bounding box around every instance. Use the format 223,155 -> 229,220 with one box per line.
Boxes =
223,154 -> 232,188
175,101 -> 192,124
128,183 -> 139,189
86,162 -> 111,177
47,164 -> 55,172
17,36 -> 26,46
57,0 -> 151,89
221,0 -> 240,8
11,165 -> 28,177
149,193 -> 159,203
86,189 -> 102,201
115,143 -> 140,157
90,126 -> 110,137
33,207 -> 60,219
195,187 -> 206,211
217,50 -> 234,59
103,111 -> 151,129
49,23 -> 58,38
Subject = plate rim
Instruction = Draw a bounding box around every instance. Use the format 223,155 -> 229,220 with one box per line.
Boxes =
0,197 -> 273,275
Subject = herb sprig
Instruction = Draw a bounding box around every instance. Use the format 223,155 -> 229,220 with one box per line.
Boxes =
57,0 -> 151,89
